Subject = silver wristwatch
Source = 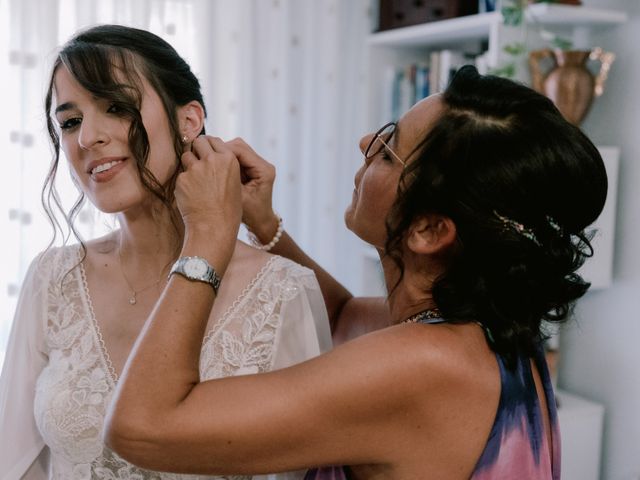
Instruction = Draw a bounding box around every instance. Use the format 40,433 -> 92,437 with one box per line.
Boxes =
169,256 -> 221,294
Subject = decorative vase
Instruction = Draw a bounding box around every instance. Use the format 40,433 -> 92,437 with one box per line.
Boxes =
528,48 -> 615,125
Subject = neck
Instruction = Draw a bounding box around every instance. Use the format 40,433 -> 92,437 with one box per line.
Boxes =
379,252 -> 441,324
116,202 -> 184,273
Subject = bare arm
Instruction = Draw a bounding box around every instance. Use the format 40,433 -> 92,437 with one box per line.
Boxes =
107,304 -> 426,475
227,138 -> 391,337
104,137 -> 425,474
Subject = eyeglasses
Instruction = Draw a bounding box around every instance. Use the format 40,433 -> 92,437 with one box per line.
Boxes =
364,121 -> 406,166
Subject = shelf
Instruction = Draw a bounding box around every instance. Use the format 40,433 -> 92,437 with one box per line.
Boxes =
368,12 -> 500,48
368,5 -> 627,49
526,3 -> 628,26
555,389 -> 604,480
556,389 -> 604,415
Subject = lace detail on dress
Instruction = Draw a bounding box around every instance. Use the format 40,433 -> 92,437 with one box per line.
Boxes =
32,246 -> 319,479
200,255 -> 316,379
78,254 -> 118,385
34,247 -> 111,471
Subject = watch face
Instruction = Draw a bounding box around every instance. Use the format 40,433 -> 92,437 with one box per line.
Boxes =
184,258 -> 208,278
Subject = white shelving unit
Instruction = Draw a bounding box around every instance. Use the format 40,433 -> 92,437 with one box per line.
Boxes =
526,3 -> 628,26
556,389 -> 605,480
580,147 -> 619,290
368,3 -> 627,49
358,5 -> 625,476
366,3 -> 628,125
368,12 -> 501,48
359,3 -> 626,297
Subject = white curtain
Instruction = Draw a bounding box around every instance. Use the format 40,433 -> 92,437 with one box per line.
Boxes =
0,0 -> 373,367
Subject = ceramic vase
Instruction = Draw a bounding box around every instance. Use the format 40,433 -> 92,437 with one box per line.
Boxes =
528,48 -> 615,125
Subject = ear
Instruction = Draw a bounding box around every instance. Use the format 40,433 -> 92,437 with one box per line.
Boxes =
406,214 -> 457,255
177,100 -> 205,142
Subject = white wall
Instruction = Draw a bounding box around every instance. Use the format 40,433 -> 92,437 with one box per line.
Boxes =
559,1 -> 640,479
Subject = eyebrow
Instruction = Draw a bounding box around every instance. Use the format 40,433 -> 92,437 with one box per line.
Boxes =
54,102 -> 76,115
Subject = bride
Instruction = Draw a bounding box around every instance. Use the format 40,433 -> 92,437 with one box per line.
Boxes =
0,24 -> 331,480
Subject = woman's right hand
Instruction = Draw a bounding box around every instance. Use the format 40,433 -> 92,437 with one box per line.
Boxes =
176,136 -> 242,272
225,138 -> 280,242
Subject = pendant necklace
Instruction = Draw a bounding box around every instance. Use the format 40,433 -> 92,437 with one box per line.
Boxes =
117,247 -> 164,306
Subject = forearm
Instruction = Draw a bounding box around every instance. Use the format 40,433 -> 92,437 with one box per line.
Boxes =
107,230 -> 233,435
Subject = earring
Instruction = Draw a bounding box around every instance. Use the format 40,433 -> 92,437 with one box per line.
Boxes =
181,134 -> 189,144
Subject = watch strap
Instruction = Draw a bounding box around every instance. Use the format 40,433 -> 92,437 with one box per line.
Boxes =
169,256 -> 222,294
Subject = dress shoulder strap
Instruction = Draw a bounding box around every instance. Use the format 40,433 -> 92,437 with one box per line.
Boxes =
413,317 -> 447,325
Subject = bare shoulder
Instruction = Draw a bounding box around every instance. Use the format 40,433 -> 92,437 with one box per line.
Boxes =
82,232 -> 119,267
229,240 -> 273,268
333,322 -> 500,406
224,240 -> 275,283
271,320 -> 500,459
229,240 -> 312,278
212,241 -> 279,307
315,324 -> 501,477
85,232 -> 118,255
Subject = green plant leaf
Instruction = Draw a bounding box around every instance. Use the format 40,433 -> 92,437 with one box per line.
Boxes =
551,36 -> 573,50
501,6 -> 524,26
489,63 -> 516,79
504,42 -> 526,56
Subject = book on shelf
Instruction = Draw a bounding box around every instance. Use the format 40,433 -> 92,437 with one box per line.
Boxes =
380,48 -> 479,122
438,49 -> 468,92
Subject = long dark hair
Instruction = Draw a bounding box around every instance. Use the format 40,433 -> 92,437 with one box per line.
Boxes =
43,24 -> 206,254
385,65 -> 607,361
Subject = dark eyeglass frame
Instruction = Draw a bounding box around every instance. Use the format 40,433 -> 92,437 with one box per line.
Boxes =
364,121 -> 406,166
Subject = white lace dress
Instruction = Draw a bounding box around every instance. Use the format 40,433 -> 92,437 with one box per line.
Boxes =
0,245 -> 332,480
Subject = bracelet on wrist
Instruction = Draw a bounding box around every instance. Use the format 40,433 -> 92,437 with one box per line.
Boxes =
247,214 -> 283,251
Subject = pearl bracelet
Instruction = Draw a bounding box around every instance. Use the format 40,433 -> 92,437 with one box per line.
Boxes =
248,214 -> 283,251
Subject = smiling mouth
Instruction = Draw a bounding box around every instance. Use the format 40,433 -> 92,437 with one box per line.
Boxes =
91,159 -> 124,175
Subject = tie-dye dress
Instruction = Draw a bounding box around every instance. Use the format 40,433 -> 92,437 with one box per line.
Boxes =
304,318 -> 560,480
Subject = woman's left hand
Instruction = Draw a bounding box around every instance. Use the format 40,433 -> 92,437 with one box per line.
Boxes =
175,135 -> 242,243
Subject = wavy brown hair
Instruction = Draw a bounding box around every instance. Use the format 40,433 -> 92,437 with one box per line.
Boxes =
43,24 -> 206,259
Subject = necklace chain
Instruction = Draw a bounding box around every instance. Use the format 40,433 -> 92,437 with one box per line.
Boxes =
403,308 -> 442,324
402,309 -> 496,345
117,245 -> 165,306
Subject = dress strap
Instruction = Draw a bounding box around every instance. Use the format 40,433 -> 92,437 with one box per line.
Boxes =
413,317 -> 446,325
412,316 -> 496,347
475,321 -> 496,345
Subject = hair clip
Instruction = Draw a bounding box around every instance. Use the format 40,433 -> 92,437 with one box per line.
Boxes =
546,215 -> 562,234
493,210 -> 541,246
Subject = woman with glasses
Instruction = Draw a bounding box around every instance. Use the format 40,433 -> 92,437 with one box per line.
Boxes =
105,65 -> 607,479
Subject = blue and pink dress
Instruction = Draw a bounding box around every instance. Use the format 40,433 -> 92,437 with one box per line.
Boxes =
305,317 -> 560,479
